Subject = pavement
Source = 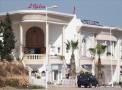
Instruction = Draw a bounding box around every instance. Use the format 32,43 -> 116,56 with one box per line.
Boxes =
47,87 -> 122,90
47,84 -> 122,90
0,85 -> 121,90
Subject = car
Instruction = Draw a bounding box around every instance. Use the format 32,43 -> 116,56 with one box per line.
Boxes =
119,82 -> 122,88
77,72 -> 98,88
119,74 -> 122,88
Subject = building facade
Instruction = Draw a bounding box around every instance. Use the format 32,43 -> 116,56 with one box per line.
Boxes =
0,10 -> 122,85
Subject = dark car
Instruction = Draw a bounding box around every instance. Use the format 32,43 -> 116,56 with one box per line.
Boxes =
119,74 -> 122,88
119,82 -> 122,88
77,72 -> 98,88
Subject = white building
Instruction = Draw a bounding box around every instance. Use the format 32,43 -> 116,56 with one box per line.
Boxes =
0,10 -> 122,85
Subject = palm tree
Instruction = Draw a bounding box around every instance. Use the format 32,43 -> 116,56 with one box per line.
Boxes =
89,48 -> 96,75
89,48 -> 96,59
65,40 -> 78,77
89,44 -> 106,85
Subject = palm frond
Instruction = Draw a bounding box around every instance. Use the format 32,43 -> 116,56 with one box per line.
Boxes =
65,40 -> 70,50
89,48 -> 96,56
96,44 -> 106,55
71,40 -> 78,49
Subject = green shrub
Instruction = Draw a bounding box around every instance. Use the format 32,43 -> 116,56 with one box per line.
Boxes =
0,80 -> 5,87
37,76 -> 41,79
21,85 -> 45,89
29,85 -> 44,89
5,79 -> 19,87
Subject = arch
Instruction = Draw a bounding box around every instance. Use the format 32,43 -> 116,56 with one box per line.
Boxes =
26,27 -> 45,54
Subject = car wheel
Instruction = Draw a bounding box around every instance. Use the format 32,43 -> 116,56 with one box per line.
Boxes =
95,84 -> 98,88
84,85 -> 87,88
78,84 -> 81,88
89,84 -> 92,88
120,84 -> 122,88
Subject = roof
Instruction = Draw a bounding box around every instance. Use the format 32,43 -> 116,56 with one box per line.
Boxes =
0,10 -> 75,25
0,10 -> 75,17
81,23 -> 122,32
80,20 -> 122,32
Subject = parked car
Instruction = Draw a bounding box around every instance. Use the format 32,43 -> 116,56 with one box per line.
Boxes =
119,82 -> 122,88
77,72 -> 98,88
119,74 -> 122,88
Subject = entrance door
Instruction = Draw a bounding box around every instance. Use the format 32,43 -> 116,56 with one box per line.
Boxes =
26,27 -> 45,54
54,70 -> 58,81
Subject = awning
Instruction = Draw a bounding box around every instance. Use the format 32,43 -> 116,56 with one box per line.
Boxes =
96,32 -> 117,41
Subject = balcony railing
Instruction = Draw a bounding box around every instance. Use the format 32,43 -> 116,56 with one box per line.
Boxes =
23,54 -> 63,65
23,54 -> 63,60
24,54 -> 45,60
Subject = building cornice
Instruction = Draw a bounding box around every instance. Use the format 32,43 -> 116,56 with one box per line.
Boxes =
0,10 -> 75,18
81,24 -> 122,32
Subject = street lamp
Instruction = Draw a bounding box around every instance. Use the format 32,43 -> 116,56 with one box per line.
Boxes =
110,28 -> 114,87
45,5 -> 58,89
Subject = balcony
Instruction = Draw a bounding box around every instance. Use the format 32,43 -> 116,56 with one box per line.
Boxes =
80,56 -> 122,65
22,54 -> 63,65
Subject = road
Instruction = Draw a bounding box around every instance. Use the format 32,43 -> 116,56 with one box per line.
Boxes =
0,85 -> 121,90
47,85 -> 122,90
48,87 -> 121,90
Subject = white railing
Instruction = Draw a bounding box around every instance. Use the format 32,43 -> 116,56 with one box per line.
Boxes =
23,54 -> 63,65
24,54 -> 61,60
24,54 -> 45,60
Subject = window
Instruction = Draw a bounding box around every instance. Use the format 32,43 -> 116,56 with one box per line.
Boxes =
58,47 -> 60,53
41,71 -> 46,76
51,46 -> 55,52
82,38 -> 86,56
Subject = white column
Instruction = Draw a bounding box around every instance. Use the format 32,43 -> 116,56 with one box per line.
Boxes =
79,32 -> 82,59
111,40 -> 121,84
62,26 -> 65,56
112,42 -> 115,57
117,40 -> 120,83
77,32 -> 81,69
62,26 -> 67,66
104,41 -> 107,57
91,34 -> 95,75
19,24 -> 23,60
93,33 -> 95,47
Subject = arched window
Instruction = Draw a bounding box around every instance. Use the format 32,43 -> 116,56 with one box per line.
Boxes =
26,27 -> 45,54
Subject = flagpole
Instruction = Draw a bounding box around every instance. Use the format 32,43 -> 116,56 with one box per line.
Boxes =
73,0 -> 76,14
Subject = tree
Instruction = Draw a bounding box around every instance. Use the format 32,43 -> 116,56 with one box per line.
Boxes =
65,40 -> 78,77
89,48 -> 96,59
89,48 -> 96,75
2,13 -> 15,60
89,43 -> 106,85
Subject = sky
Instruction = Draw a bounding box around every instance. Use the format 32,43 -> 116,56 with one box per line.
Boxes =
0,0 -> 122,28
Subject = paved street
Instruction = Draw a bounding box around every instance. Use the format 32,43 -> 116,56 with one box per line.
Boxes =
48,87 -> 122,90
0,86 -> 121,90
47,85 -> 122,90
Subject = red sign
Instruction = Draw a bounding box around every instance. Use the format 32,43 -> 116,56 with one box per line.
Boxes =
28,3 -> 46,9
